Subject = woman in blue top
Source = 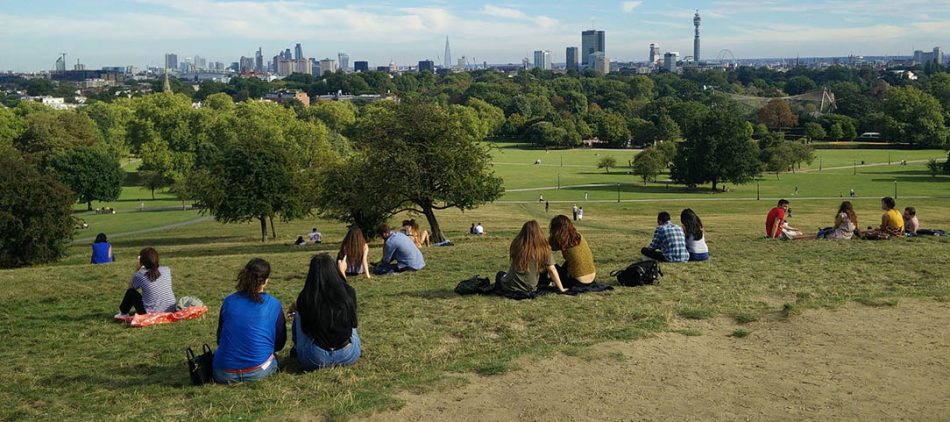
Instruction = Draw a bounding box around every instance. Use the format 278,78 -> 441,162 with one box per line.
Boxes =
213,258 -> 286,383
91,233 -> 114,264
292,253 -> 360,370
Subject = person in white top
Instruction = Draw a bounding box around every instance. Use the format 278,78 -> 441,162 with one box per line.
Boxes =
308,228 -> 322,244
680,208 -> 708,261
474,223 -> 485,235
577,207 -> 584,220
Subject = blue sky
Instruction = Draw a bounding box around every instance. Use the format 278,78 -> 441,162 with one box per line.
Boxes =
0,0 -> 947,71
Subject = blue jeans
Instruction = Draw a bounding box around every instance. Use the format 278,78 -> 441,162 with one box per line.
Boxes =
293,319 -> 361,370
689,252 -> 709,262
212,355 -> 278,384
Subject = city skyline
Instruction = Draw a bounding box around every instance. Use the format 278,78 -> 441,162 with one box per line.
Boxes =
0,0 -> 948,71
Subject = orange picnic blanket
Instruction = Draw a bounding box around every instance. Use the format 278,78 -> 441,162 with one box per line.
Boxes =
115,306 -> 208,327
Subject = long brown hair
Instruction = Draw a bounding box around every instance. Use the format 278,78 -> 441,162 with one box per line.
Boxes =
549,215 -> 581,251
139,247 -> 161,281
838,201 -> 858,226
338,226 -> 367,270
510,220 -> 551,273
236,258 -> 271,303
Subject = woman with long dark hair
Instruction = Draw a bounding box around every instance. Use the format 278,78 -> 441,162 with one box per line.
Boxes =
828,201 -> 859,239
338,227 -> 371,279
548,215 -> 596,286
213,258 -> 286,383
496,220 -> 566,294
680,209 -> 709,261
115,247 -> 176,317
91,233 -> 114,264
293,253 -> 361,370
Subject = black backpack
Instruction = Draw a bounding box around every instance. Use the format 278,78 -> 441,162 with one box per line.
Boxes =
610,260 -> 662,286
455,275 -> 492,295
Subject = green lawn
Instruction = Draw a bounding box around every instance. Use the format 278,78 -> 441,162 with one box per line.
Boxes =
3,146 -> 950,420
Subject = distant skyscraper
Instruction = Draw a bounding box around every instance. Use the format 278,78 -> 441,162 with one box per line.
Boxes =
649,43 -> 660,64
533,50 -> 552,70
934,47 -> 944,65
581,30 -> 605,67
294,43 -> 303,60
354,61 -> 369,72
255,48 -> 264,73
444,37 -> 452,69
693,11 -> 701,63
55,54 -> 66,72
664,52 -> 680,73
164,53 -> 178,71
418,60 -> 434,72
319,58 -> 337,75
590,52 -> 609,74
338,53 -> 350,72
566,47 -> 579,72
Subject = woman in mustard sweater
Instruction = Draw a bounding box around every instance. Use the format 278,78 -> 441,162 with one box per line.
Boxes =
547,215 -> 596,287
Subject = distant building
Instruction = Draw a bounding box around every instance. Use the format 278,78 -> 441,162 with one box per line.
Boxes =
294,43 -> 304,60
338,53 -> 350,72
693,10 -> 701,63
354,61 -> 369,72
533,50 -> 552,70
239,56 -> 255,73
649,43 -> 660,64
581,29 -> 605,67
264,90 -> 310,107
418,60 -> 434,72
444,37 -> 452,69
55,55 -> 66,73
664,52 -> 680,72
566,47 -> 579,72
913,48 -> 944,65
277,58 -> 312,76
165,53 -> 178,71
590,52 -> 609,74
255,48 -> 264,73
376,66 -> 390,72
318,58 -> 337,75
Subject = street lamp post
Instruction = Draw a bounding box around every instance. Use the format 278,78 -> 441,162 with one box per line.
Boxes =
557,172 -> 560,191
756,181 -> 760,201
617,183 -> 621,203
894,180 -> 898,199
853,160 -> 856,175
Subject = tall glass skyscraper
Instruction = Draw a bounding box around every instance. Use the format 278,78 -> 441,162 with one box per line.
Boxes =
581,30 -> 605,67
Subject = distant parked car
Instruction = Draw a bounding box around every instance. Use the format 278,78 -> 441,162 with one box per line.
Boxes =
857,132 -> 881,140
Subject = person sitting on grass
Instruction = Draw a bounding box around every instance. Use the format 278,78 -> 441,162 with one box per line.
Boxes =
338,226 -> 371,279
548,215 -> 596,287
91,233 -> 115,264
903,207 -> 919,236
116,247 -> 176,318
212,258 -> 286,384
373,223 -> 425,275
294,236 -> 307,246
496,220 -> 567,294
641,212 -> 689,262
308,228 -> 323,244
474,222 -> 485,236
401,219 -> 431,248
292,254 -> 360,370
820,201 -> 858,240
765,199 -> 790,239
680,209 -> 709,261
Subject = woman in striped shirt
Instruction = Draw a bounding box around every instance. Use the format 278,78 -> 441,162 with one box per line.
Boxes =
115,248 -> 176,317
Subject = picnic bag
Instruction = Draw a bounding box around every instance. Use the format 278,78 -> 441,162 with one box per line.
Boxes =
455,275 -> 492,295
610,260 -> 662,286
186,344 -> 214,386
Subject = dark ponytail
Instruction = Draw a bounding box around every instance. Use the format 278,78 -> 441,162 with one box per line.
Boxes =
139,247 -> 161,281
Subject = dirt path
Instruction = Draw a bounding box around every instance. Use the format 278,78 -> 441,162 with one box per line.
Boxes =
366,300 -> 950,421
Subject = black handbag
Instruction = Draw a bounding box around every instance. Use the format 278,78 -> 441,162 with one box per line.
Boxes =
610,260 -> 662,286
186,344 -> 214,386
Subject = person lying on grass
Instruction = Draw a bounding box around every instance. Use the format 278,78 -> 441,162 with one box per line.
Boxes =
291,253 -> 361,370
680,209 -> 709,261
116,247 -> 176,318
373,223 -> 426,275
548,215 -> 596,287
641,212 -> 689,262
338,226 -> 371,279
213,258 -> 286,384
496,220 -> 567,294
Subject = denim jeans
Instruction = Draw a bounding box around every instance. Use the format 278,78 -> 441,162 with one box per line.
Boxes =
212,355 -> 278,384
293,319 -> 361,370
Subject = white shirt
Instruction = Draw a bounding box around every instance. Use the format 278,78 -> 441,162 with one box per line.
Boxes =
474,225 -> 484,234
685,233 -> 708,254
308,231 -> 322,243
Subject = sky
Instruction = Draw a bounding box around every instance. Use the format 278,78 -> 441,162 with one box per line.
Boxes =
0,0 -> 948,72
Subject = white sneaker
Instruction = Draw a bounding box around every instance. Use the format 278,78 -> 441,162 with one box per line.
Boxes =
114,312 -> 130,319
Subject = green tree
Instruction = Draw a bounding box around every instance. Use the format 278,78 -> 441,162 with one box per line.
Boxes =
299,101 -> 358,134
759,142 -> 794,179
0,106 -> 25,145
788,140 -> 816,171
828,123 -> 845,141
0,148 -> 75,268
757,99 -> 799,129
784,76 -> 817,95
315,153 -> 404,238
598,112 -> 631,148
14,110 -> 99,157
82,100 -> 133,159
632,148 -> 665,184
672,102 -> 761,190
597,156 -> 617,173
46,146 -> 125,210
927,158 -> 941,177
465,98 -> 505,138
882,86 -> 949,148
353,101 -> 504,243
140,170 -> 168,200
804,122 -> 826,141
654,113 -> 681,141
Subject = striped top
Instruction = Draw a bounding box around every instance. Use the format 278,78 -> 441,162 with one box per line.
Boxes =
130,266 -> 176,313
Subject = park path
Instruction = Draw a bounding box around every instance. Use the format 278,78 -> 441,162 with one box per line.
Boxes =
72,215 -> 212,244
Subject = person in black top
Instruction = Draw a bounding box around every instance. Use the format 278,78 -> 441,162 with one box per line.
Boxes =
291,253 -> 360,370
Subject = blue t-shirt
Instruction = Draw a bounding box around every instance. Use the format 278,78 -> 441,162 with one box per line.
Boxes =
383,231 -> 426,270
213,292 -> 286,371
91,242 -> 113,264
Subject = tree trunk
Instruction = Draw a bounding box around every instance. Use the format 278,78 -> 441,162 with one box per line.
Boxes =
269,216 -> 277,239
421,203 -> 446,244
87,201 -> 93,211
711,178 -> 718,191
150,188 -> 155,200
259,216 -> 267,243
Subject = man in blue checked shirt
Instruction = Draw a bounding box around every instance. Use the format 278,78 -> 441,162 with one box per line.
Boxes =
641,211 -> 690,262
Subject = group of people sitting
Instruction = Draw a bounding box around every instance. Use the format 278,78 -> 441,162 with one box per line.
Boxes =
639,209 -> 709,263
469,223 -> 486,235
766,196 -> 928,241
495,215 -> 596,295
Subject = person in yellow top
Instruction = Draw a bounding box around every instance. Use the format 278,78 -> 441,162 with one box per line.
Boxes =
879,197 -> 905,235
547,215 -> 596,287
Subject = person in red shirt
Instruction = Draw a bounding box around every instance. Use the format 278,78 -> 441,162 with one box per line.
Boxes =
765,199 -> 790,238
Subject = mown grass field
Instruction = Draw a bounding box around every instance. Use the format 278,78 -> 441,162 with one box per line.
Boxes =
2,146 -> 949,420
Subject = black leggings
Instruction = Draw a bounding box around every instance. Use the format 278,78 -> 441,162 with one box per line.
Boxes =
640,248 -> 669,262
119,288 -> 146,315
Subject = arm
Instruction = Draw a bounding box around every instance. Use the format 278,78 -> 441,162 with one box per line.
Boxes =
108,245 -> 114,262
770,219 -> 782,238
646,228 -> 661,250
546,265 -> 567,293
880,213 -> 888,230
274,308 -> 287,352
363,244 -> 371,279
216,306 -> 224,345
381,238 -> 396,264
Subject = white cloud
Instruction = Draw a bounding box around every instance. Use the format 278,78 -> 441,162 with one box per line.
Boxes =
483,4 -> 529,19
621,1 -> 642,13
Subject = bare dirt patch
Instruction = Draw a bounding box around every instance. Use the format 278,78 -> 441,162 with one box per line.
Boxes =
365,300 -> 950,421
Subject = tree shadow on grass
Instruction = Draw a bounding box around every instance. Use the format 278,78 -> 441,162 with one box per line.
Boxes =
871,176 -> 950,184
113,236 -> 239,248
562,184 -> 721,195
